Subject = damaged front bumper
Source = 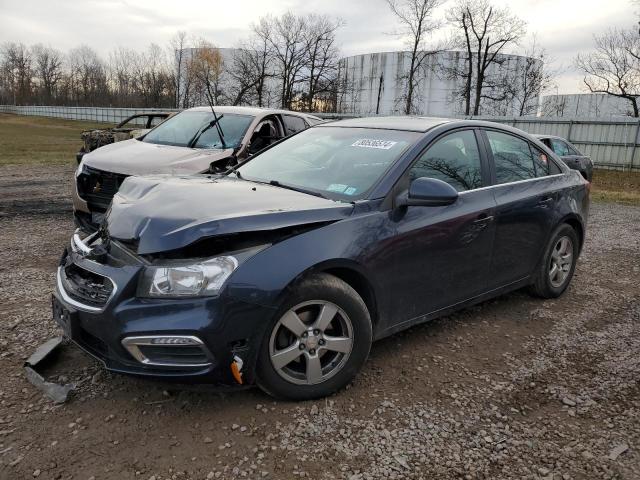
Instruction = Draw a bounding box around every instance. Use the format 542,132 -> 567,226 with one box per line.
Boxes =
52,236 -> 275,387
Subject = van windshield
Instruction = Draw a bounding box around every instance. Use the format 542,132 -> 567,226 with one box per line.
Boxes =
142,111 -> 254,149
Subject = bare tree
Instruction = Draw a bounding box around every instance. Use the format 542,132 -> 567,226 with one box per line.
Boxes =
507,39 -> 554,116
31,44 -> 64,103
1,42 -> 33,104
169,31 -> 188,108
108,46 -> 137,103
67,45 -> 109,105
447,0 -> 526,115
226,22 -> 274,107
386,0 -> 445,114
576,27 -> 640,117
264,13 -> 308,109
189,39 -> 224,108
302,15 -> 343,111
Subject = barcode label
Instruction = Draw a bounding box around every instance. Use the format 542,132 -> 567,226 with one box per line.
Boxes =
351,139 -> 397,150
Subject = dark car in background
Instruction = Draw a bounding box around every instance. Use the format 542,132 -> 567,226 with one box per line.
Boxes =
535,134 -> 593,182
73,106 -> 322,231
54,117 -> 589,400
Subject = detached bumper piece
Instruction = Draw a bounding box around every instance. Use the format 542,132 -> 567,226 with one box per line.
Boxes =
24,337 -> 76,404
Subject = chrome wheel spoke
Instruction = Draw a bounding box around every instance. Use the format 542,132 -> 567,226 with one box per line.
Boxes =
280,310 -> 307,337
322,335 -> 352,353
313,303 -> 338,332
549,235 -> 574,287
269,300 -> 354,386
271,344 -> 303,370
305,354 -> 323,384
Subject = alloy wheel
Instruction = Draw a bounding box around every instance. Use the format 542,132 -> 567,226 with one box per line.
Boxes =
268,300 -> 354,385
549,236 -> 574,288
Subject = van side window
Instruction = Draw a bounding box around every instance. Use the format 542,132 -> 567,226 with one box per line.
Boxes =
282,115 -> 308,136
486,131 -> 537,184
409,130 -> 483,192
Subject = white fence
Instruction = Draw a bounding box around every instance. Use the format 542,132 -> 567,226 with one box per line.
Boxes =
0,105 -> 180,125
1,105 -> 639,171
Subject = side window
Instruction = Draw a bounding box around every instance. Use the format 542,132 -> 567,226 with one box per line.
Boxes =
550,138 -> 570,156
282,115 -> 308,136
567,143 -> 582,156
149,116 -> 166,128
530,146 -> 551,177
486,130 -> 537,184
409,130 -> 483,192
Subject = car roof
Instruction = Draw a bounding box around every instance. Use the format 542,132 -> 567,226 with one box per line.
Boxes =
320,116 -> 453,132
533,134 -> 566,141
186,105 -> 322,120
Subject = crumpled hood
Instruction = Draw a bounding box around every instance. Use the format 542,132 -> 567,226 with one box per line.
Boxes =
82,138 -> 233,176
106,175 -> 354,255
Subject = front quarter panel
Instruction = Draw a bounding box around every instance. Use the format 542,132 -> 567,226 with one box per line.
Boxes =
224,207 -> 396,332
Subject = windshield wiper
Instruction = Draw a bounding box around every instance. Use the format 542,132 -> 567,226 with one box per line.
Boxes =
188,115 -> 224,149
268,180 -> 327,199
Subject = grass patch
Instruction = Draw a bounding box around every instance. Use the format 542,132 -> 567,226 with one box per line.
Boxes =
591,169 -> 640,206
0,113 -> 106,166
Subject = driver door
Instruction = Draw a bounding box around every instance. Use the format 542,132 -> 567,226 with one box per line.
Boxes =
388,129 -> 496,322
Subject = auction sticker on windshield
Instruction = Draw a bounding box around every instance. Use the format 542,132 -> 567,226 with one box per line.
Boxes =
351,139 -> 397,149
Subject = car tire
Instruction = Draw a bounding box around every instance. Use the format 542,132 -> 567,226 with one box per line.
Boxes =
256,273 -> 372,400
529,223 -> 579,299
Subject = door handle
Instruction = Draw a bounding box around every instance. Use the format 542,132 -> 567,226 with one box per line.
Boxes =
537,196 -> 554,205
473,213 -> 494,223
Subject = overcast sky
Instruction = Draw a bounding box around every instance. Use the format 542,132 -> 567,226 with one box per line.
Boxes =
0,0 -> 635,94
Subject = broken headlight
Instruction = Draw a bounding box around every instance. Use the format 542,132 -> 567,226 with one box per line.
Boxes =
137,247 -> 266,298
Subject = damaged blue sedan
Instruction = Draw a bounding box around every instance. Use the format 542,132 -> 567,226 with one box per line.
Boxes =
53,117 -> 590,400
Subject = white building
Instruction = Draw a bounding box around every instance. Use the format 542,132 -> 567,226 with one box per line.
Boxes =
336,50 -> 542,117
539,93 -> 636,118
175,47 -> 279,108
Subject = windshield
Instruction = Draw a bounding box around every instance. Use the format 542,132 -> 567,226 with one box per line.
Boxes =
142,111 -> 253,149
236,126 -> 420,201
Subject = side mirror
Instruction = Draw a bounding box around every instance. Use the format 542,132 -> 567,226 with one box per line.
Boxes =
398,177 -> 459,207
209,155 -> 237,174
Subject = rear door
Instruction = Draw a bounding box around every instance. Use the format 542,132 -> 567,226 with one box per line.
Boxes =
388,129 -> 497,321
482,129 -> 564,288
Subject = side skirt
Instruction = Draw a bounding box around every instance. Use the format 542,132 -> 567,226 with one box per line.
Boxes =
373,276 -> 531,341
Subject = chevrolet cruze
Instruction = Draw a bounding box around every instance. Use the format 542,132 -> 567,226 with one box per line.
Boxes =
53,117 -> 589,400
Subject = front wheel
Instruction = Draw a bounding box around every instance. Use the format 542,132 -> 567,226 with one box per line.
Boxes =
256,274 -> 372,400
530,223 -> 579,298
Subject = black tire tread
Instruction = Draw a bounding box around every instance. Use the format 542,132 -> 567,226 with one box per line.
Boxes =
529,223 -> 579,299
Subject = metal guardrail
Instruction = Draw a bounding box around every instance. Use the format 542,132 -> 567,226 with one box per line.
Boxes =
1,105 -> 639,170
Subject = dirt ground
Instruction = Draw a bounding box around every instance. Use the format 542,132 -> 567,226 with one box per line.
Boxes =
0,163 -> 639,480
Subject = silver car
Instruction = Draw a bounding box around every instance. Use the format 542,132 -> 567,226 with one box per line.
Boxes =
73,106 -> 322,231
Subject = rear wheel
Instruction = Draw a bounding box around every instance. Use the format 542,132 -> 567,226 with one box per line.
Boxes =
256,274 -> 372,400
530,223 -> 579,298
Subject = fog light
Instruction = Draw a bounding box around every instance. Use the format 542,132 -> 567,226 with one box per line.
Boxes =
150,337 -> 200,345
121,335 -> 212,367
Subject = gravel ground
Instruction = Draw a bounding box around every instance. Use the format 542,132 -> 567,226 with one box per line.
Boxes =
0,164 -> 639,480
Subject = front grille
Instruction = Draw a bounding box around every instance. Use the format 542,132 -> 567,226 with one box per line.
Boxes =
60,263 -> 114,308
77,167 -> 128,212
137,345 -> 210,366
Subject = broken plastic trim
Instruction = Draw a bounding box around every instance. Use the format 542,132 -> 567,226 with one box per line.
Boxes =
24,337 -> 76,404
